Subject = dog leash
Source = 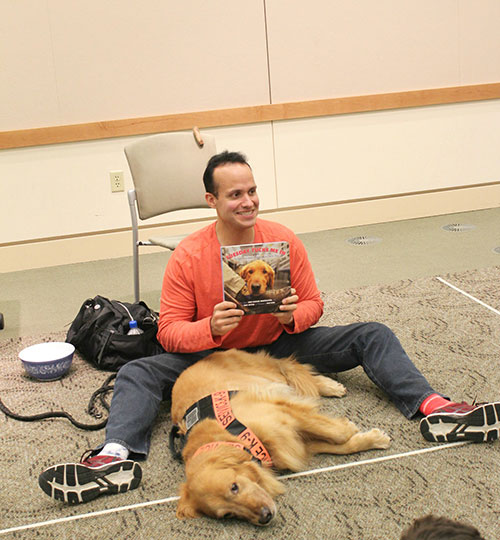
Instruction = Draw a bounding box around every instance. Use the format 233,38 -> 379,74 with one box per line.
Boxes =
0,373 -> 116,431
168,424 -> 186,461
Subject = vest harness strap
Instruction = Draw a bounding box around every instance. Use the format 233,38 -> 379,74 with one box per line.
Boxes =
169,390 -> 273,466
192,441 -> 249,459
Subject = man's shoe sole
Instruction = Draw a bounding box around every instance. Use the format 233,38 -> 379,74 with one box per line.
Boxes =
38,460 -> 142,504
420,402 -> 500,443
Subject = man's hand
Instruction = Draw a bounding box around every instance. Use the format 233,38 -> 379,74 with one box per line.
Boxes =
210,301 -> 244,337
273,288 -> 298,327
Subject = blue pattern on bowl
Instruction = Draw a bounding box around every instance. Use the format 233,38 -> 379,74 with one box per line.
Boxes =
19,342 -> 74,381
22,358 -> 73,381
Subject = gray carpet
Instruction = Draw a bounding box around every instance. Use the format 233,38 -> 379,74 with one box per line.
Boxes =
1,266 -> 499,539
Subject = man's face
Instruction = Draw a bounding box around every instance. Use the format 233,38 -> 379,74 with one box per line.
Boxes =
206,162 -> 260,232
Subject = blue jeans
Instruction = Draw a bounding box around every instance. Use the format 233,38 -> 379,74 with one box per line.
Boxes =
105,322 -> 437,458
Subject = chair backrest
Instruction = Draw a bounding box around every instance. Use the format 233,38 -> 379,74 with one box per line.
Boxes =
124,131 -> 217,220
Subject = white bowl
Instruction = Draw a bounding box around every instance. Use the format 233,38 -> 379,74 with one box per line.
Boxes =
19,342 -> 75,381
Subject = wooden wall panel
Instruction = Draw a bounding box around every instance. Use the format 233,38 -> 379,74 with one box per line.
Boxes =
2,1 -> 500,143
272,100 -> 500,207
2,84 -> 499,149
458,0 -> 500,84
265,0 -> 460,103
0,2 -> 59,130
0,0 -> 270,131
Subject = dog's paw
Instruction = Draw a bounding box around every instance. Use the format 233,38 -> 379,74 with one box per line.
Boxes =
315,375 -> 346,397
364,428 -> 391,449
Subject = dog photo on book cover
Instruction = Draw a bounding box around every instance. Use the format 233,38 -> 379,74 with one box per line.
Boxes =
221,241 -> 292,315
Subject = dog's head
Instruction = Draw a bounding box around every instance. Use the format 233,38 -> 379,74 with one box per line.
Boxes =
239,260 -> 275,296
177,445 -> 284,525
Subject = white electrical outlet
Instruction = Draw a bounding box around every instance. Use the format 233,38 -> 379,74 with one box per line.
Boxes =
110,170 -> 124,192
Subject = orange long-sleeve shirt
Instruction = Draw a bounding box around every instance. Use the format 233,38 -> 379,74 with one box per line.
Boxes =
157,218 -> 323,353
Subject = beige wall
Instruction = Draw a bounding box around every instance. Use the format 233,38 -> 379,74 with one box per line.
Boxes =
273,100 -> 500,206
0,1 -> 269,130
3,1 -> 500,130
1,1 -> 500,272
266,0 -> 500,102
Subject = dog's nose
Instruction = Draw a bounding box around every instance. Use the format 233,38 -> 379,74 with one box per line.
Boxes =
258,506 -> 274,525
251,284 -> 261,293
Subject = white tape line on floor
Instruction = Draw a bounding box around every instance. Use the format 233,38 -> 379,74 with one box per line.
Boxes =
0,442 -> 469,536
0,495 -> 180,536
436,277 -> 500,316
280,441 -> 470,480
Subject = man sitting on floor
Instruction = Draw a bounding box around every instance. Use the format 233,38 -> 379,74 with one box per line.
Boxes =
38,150 -> 500,504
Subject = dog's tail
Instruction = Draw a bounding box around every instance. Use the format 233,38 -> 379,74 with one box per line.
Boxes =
277,357 -> 321,398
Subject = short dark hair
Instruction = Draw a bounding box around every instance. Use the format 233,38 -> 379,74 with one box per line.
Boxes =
203,151 -> 251,196
400,515 -> 484,540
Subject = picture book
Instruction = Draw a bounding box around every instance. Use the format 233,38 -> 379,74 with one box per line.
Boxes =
221,241 -> 292,315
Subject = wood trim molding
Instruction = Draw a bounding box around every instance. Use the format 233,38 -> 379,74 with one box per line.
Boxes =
1,82 -> 500,150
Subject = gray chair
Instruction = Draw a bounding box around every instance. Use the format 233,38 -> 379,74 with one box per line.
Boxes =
124,130 -> 216,302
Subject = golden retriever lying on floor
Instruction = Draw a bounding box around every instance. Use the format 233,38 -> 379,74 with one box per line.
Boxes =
170,349 -> 390,526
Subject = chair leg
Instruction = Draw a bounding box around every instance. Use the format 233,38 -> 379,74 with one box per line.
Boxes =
128,189 -> 141,303
133,240 -> 140,303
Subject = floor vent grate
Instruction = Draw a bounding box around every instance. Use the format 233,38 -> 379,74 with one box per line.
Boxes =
442,223 -> 476,232
347,236 -> 382,246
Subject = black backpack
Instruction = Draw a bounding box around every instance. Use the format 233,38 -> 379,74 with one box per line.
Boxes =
66,295 -> 164,371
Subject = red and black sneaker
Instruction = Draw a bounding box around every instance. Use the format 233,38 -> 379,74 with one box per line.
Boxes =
419,401 -> 500,443
38,453 -> 142,504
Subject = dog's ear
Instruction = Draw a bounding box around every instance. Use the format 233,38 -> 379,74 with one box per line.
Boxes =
267,266 -> 275,288
257,466 -> 284,497
176,483 -> 202,519
239,265 -> 248,280
244,461 -> 285,497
